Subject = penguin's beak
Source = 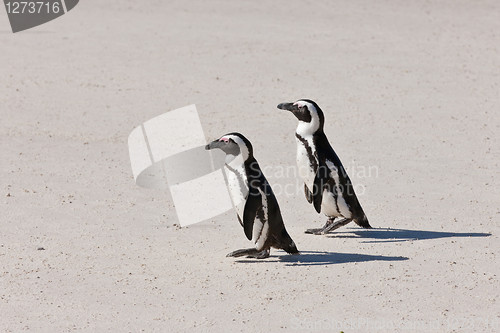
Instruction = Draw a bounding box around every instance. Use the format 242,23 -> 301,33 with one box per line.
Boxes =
277,102 -> 298,112
205,140 -> 224,150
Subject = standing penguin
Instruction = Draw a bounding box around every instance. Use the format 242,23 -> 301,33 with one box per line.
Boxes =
277,99 -> 372,234
205,132 -> 299,259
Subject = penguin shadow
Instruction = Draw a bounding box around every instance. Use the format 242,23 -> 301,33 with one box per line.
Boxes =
325,227 -> 492,243
235,251 -> 408,266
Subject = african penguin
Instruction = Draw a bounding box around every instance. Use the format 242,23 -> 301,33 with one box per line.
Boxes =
277,99 -> 372,234
205,132 -> 299,259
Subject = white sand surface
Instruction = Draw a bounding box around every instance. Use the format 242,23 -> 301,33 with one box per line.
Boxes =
1,1 -> 499,332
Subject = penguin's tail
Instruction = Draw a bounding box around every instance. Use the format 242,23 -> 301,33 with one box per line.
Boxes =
354,214 -> 372,229
280,228 -> 300,254
283,240 -> 299,255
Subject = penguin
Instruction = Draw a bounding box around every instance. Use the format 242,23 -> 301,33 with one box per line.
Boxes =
205,132 -> 299,259
277,99 -> 372,234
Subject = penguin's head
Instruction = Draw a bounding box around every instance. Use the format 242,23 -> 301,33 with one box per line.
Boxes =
277,99 -> 324,136
205,132 -> 253,162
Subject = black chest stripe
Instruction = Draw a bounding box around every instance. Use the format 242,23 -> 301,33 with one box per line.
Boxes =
295,133 -> 318,173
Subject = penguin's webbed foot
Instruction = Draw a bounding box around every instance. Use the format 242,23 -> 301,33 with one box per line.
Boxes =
323,218 -> 352,233
247,249 -> 270,259
305,218 -> 352,235
304,228 -> 327,235
227,248 -> 270,259
305,218 -> 336,235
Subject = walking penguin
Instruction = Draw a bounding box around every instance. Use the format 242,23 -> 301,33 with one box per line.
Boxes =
205,132 -> 299,258
277,99 -> 372,234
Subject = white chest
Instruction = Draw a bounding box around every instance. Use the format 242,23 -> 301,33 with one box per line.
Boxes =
223,162 -> 249,219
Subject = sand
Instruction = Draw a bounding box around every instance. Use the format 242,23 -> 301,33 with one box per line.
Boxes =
1,0 -> 499,332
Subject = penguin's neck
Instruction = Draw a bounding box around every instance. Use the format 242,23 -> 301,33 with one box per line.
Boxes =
225,143 -> 250,167
296,115 -> 322,138
296,121 -> 313,137
225,154 -> 242,166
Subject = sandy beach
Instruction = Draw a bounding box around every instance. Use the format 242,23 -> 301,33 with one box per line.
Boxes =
1,1 -> 499,332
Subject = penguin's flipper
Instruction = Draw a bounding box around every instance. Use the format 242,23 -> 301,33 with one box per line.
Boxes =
242,187 -> 262,240
304,184 -> 313,204
312,152 -> 330,213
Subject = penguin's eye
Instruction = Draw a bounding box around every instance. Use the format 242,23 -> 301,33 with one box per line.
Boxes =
294,102 -> 306,110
